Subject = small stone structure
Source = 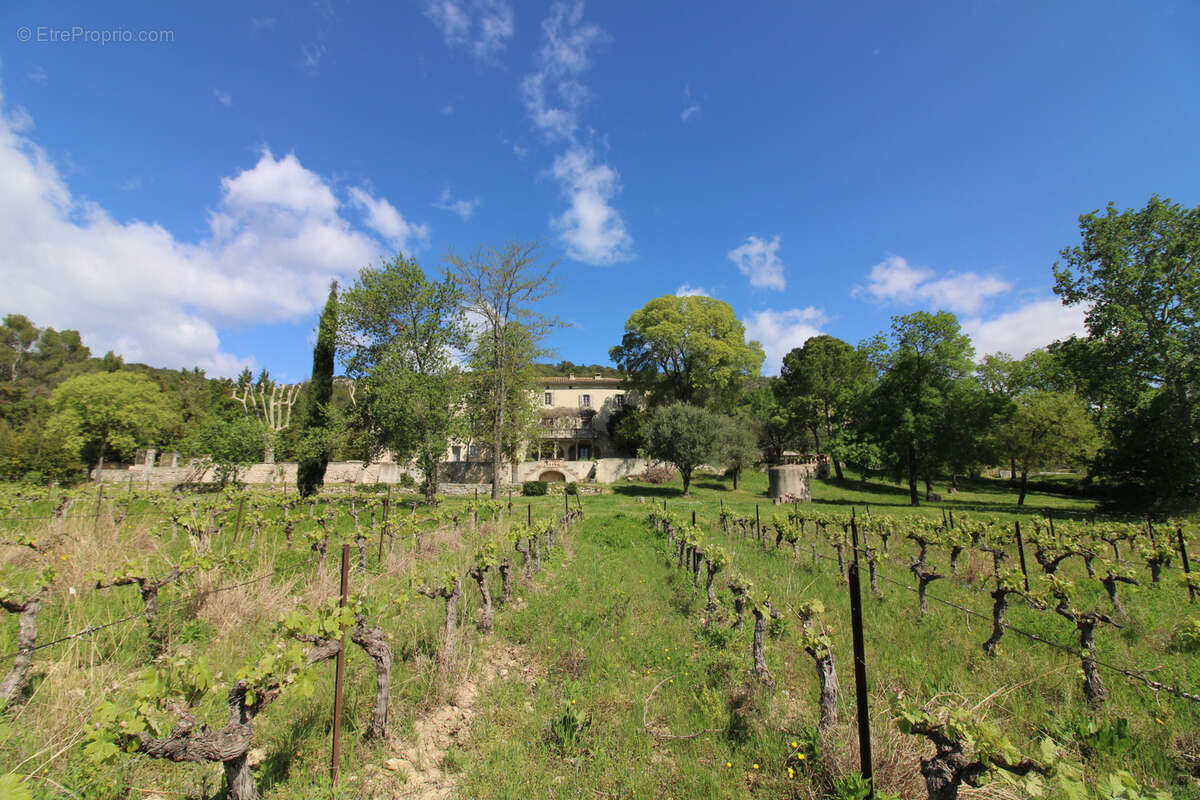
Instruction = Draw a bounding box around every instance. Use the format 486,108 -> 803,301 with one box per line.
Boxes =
768,464 -> 812,503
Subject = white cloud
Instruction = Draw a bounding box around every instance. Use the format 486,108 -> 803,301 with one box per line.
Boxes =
425,0 -> 514,64
213,89 -> 232,107
301,42 -> 326,73
856,254 -> 1011,314
680,83 -> 701,122
519,3 -> 631,265
0,93 -> 424,376
520,1 -> 606,143
675,283 -> 711,297
250,16 -> 277,30
728,235 -> 786,291
440,102 -> 455,115
347,186 -> 431,251
743,307 -> 828,375
28,66 -> 47,84
432,187 -> 479,220
550,146 -> 633,265
963,299 -> 1086,360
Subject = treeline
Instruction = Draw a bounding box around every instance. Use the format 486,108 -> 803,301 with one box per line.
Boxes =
0,315 -> 360,483
611,197 -> 1199,512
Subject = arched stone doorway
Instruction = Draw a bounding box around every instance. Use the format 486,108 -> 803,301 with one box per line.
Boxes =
539,470 -> 567,482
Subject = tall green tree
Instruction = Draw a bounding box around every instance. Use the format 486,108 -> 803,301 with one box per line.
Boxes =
297,282 -> 338,497
338,256 -> 468,501
992,391 -> 1100,505
716,414 -> 760,491
46,372 -> 177,478
777,335 -> 872,479
465,322 -> 540,478
609,295 -> 765,409
446,241 -> 558,500
861,311 -> 975,506
643,403 -> 724,495
1053,196 -> 1200,507
1053,195 -> 1199,403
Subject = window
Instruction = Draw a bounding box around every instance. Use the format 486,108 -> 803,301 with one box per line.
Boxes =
468,445 -> 479,458
615,394 -> 624,408
544,392 -> 553,406
452,446 -> 461,462
581,394 -> 591,408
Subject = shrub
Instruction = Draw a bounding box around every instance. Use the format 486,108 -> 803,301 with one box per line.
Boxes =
396,472 -> 417,489
639,465 -> 674,484
565,482 -> 578,495
522,480 -> 548,496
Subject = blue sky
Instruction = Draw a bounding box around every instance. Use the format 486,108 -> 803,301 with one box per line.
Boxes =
1,1 -> 1197,380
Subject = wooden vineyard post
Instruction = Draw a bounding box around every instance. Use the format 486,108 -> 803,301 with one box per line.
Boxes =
691,510 -> 696,526
1014,521 -> 1030,592
330,543 -> 351,787
847,511 -> 874,798
379,497 -> 390,564
528,504 -> 532,526
564,489 -> 569,514
231,497 -> 246,545
664,498 -> 667,511
94,483 -> 105,535
1179,525 -> 1196,603
755,504 -> 761,541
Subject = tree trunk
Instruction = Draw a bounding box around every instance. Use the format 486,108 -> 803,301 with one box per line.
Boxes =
1102,577 -> 1126,619
1080,622 -> 1106,710
1017,471 -> 1028,506
351,619 -> 393,741
224,755 -> 258,800
470,566 -> 493,632
815,654 -> 839,732
705,568 -> 717,612
498,561 -> 512,604
983,590 -> 1008,657
442,579 -> 462,663
907,443 -> 920,506
0,590 -> 45,707
832,458 -> 844,481
732,469 -> 739,491
681,467 -> 692,496
751,606 -> 772,685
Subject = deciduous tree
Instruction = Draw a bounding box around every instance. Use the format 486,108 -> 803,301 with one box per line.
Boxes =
610,295 -> 764,409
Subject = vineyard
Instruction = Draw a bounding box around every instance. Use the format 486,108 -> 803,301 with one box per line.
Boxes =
2,472 -> 1199,799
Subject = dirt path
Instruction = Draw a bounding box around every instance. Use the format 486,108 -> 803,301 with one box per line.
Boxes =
380,643 -> 535,800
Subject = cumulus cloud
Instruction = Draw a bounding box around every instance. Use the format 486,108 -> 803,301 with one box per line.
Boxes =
728,235 -> 786,291
213,89 -> 232,107
432,187 -> 479,220
550,147 -> 633,264
963,299 -> 1086,360
855,254 -> 1010,314
347,186 -> 430,250
425,0 -> 514,63
675,283 -> 712,297
742,307 -> 828,375
0,93 -> 424,376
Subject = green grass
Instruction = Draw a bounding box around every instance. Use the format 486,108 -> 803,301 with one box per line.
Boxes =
2,473 -> 1198,799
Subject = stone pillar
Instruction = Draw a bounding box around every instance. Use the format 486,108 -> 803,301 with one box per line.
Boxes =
768,465 -> 811,503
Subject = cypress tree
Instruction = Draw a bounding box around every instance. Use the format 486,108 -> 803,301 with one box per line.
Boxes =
297,282 -> 338,496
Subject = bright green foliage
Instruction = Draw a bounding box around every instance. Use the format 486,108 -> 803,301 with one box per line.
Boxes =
715,414 -> 759,490
1053,196 -> 1200,508
643,403 -> 725,495
181,412 -> 268,486
610,295 -> 765,409
860,311 -> 976,505
298,282 -> 338,497
338,256 -> 468,501
46,371 -> 177,474
991,391 -> 1100,505
777,335 -> 872,479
